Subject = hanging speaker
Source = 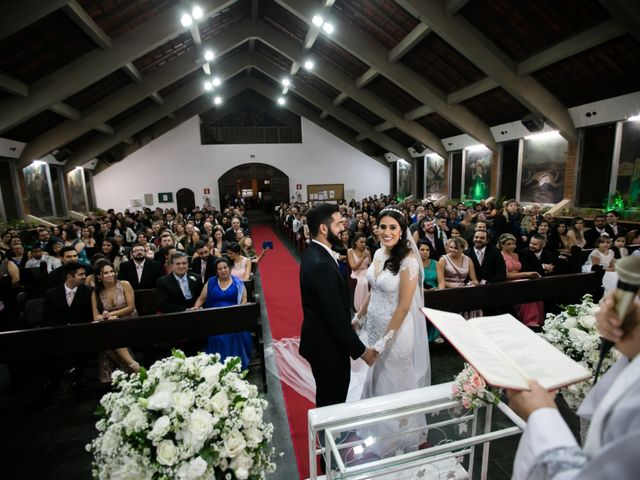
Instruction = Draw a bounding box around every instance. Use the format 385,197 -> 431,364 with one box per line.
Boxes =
521,114 -> 545,132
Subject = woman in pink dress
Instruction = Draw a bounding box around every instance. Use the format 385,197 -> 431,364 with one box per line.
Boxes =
498,233 -> 544,327
347,233 -> 371,311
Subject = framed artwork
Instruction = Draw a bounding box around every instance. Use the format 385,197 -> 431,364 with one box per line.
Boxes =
616,120 -> 640,204
520,134 -> 568,204
158,192 -> 174,203
426,155 -> 445,194
464,148 -> 491,200
396,159 -> 413,198
23,162 -> 54,217
67,168 -> 88,211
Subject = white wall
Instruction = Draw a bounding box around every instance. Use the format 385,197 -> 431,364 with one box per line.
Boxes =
94,117 -> 390,211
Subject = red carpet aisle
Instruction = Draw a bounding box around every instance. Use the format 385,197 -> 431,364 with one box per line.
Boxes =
250,225 -> 313,479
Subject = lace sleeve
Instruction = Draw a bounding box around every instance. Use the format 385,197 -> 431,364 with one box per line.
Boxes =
399,254 -> 420,281
528,446 -> 587,479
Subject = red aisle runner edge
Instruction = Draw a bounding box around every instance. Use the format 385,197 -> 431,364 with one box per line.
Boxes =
250,225 -> 313,480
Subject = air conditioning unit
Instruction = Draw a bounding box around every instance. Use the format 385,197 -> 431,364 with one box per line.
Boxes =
521,114 -> 545,132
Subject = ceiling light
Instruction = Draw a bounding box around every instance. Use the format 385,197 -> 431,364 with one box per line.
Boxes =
277,97 -> 286,105
191,5 -> 203,20
282,87 -> 289,95
204,50 -> 214,62
322,22 -> 334,34
524,130 -> 561,140
312,15 -> 324,27
180,13 -> 193,27
214,96 -> 222,105
212,77 -> 221,87
464,144 -> 488,152
32,160 -> 46,166
281,78 -> 291,87
627,114 -> 640,122
304,59 -> 314,70
204,81 -> 213,91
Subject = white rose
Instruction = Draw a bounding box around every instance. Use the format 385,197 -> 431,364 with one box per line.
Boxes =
230,452 -> 254,480
223,430 -> 247,458
122,406 -> 147,434
177,457 -> 208,480
148,415 -> 171,441
244,426 -> 263,448
147,381 -> 177,411
173,391 -> 195,412
201,363 -> 224,385
241,406 -> 261,426
569,327 -> 588,343
187,409 -> 214,442
156,440 -> 178,466
211,391 -> 230,417
110,456 -> 152,480
563,317 -> 577,329
100,426 -> 120,456
231,378 -> 250,398
578,315 -> 597,330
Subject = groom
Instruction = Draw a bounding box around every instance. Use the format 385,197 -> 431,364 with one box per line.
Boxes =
299,203 -> 377,408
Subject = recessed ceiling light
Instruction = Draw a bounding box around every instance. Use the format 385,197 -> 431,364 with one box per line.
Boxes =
628,114 -> 640,122
214,96 -> 222,105
204,81 -> 213,91
322,22 -> 334,34
191,5 -> 203,20
277,97 -> 286,105
524,130 -> 561,140
180,13 -> 193,27
304,59 -> 314,70
312,15 -> 324,27
212,77 -> 221,87
204,50 -> 214,62
281,78 -> 291,87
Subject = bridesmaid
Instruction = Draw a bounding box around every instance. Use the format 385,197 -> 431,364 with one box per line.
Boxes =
347,233 -> 371,311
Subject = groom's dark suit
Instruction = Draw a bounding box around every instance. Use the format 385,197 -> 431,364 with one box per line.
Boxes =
299,241 -> 366,407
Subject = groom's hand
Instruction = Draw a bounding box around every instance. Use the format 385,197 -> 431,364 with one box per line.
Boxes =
361,347 -> 378,366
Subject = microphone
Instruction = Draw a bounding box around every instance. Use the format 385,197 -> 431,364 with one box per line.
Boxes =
594,256 -> 640,382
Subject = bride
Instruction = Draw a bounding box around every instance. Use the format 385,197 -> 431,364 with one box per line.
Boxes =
352,207 -> 431,457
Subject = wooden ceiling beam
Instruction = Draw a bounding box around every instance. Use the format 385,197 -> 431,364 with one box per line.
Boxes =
63,1 -> 112,50
62,52 -> 250,173
0,0 -> 70,41
49,102 -> 81,120
395,0 -> 577,141
275,0 -> 496,151
0,0 -> 239,134
599,0 -> 640,43
0,72 -> 29,97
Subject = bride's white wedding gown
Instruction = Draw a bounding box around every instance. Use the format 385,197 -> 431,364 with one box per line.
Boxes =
357,249 -> 431,457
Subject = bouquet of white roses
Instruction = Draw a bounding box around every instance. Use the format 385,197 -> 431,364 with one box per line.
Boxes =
451,363 -> 501,410
541,294 -> 619,409
87,350 -> 276,480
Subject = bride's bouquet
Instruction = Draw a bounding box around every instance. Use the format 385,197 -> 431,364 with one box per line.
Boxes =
450,364 -> 501,410
87,350 -> 276,480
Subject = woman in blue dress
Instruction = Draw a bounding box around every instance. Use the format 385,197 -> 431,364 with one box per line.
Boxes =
194,257 -> 250,368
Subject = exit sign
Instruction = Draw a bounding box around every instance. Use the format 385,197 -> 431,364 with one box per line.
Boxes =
296,184 -> 302,190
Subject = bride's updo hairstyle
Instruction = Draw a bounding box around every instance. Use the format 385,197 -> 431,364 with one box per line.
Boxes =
378,207 -> 410,275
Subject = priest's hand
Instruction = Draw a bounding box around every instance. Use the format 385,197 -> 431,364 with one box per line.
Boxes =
506,380 -> 556,421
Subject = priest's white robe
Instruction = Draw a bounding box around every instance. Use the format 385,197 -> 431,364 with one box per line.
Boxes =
513,355 -> 640,479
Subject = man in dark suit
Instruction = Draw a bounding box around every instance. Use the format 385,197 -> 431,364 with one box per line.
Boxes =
41,262 -> 93,392
299,203 -> 377,410
520,234 -> 558,277
418,219 -> 445,260
605,211 -> 627,239
223,216 -> 246,242
190,240 -> 217,283
118,243 -> 164,290
465,230 -> 506,284
584,215 -> 608,249
156,252 -> 203,313
48,246 -> 89,287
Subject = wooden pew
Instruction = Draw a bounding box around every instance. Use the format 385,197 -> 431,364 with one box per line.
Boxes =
424,271 -> 605,313
0,303 -> 267,392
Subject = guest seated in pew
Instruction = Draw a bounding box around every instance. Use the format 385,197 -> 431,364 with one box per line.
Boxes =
613,234 -> 629,259
520,234 -> 558,277
583,234 -> 615,272
226,242 -> 251,281
238,236 -> 268,265
437,237 -> 479,289
49,246 -> 86,287
464,229 -> 506,284
41,263 -> 93,391
498,233 -> 544,327
191,240 -> 217,283
118,243 -> 164,290
212,226 -> 228,256
156,252 -> 203,313
193,257 -> 250,369
91,259 -> 140,382
158,246 -> 178,275
0,249 -> 20,287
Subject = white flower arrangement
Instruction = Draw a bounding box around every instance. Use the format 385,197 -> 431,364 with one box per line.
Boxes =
540,294 -> 620,410
451,363 -> 501,410
87,350 -> 276,480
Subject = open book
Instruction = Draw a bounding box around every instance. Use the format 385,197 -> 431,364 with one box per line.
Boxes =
422,308 -> 592,391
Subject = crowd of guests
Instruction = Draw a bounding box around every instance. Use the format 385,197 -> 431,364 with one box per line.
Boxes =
0,203 -> 268,389
276,195 -> 640,330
